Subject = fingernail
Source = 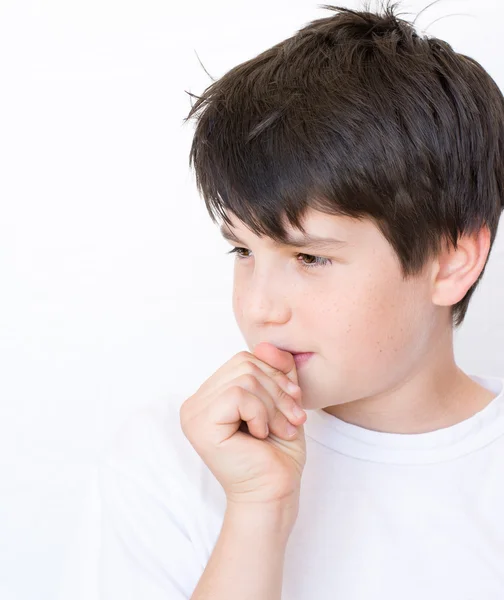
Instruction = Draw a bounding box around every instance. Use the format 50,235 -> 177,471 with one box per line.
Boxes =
287,382 -> 300,395
286,423 -> 297,436
292,404 -> 305,418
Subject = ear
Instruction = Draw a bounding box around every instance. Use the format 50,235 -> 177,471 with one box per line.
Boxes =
431,225 -> 491,307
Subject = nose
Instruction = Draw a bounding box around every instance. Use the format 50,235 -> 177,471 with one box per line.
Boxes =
236,270 -> 291,325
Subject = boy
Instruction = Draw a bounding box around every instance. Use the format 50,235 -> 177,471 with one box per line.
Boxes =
61,2 -> 504,599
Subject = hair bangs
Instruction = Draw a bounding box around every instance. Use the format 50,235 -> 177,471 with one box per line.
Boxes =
183,1 -> 504,327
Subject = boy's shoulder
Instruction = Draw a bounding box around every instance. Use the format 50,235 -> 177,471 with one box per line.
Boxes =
99,394 -> 197,493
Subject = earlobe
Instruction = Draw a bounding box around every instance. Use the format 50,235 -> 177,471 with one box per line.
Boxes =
431,225 -> 491,307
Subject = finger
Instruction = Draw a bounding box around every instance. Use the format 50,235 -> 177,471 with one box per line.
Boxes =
238,362 -> 306,425
188,350 -> 302,417
193,352 -> 248,399
252,342 -> 300,388
211,385 -> 270,442
240,352 -> 303,405
233,371 -> 303,440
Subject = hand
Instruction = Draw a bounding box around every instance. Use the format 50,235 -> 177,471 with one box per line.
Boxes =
179,342 -> 307,514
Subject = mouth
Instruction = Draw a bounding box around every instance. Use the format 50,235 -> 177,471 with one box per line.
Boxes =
292,352 -> 314,368
269,346 -> 314,367
277,347 -> 311,355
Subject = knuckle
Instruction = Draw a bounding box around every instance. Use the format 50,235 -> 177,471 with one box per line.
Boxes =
239,372 -> 259,390
276,385 -> 293,404
228,384 -> 248,399
179,401 -> 194,435
242,360 -> 261,376
178,406 -> 186,429
179,398 -> 191,420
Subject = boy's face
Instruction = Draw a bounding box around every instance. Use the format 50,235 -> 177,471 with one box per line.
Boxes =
224,207 -> 444,411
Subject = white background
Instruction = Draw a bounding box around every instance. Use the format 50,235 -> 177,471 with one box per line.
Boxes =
0,1 -> 503,598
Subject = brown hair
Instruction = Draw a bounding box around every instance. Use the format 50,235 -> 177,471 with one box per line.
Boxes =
183,1 -> 504,327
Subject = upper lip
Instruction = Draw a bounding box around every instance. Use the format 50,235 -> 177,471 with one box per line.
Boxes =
276,347 -> 311,355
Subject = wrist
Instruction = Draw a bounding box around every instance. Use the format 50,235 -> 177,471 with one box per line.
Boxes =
225,498 -> 298,536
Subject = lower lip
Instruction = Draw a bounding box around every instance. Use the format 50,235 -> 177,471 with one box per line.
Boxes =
293,352 -> 314,368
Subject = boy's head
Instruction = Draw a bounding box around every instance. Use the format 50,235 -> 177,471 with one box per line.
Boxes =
184,2 -> 504,410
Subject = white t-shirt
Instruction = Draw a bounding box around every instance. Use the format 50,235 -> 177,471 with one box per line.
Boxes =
58,373 -> 504,600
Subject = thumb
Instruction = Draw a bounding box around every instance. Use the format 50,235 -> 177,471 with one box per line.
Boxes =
252,342 -> 299,387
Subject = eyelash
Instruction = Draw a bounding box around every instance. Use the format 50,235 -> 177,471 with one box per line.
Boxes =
226,247 -> 332,270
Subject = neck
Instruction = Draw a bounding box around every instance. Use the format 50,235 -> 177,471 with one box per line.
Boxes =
323,327 -> 496,434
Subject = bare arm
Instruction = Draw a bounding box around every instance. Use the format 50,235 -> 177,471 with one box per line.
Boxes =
190,502 -> 296,600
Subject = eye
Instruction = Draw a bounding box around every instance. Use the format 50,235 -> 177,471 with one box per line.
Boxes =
226,247 -> 332,270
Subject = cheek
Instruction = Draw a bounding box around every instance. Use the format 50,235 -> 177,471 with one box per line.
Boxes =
232,284 -> 251,329
333,273 -> 423,357
232,289 -> 242,321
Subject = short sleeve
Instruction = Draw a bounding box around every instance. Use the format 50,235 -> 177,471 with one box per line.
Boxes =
97,459 -> 203,599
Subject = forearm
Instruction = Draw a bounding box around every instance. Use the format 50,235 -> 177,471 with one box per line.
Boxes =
190,502 -> 295,600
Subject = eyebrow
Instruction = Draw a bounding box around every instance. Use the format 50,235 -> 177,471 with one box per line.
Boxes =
219,224 -> 348,251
